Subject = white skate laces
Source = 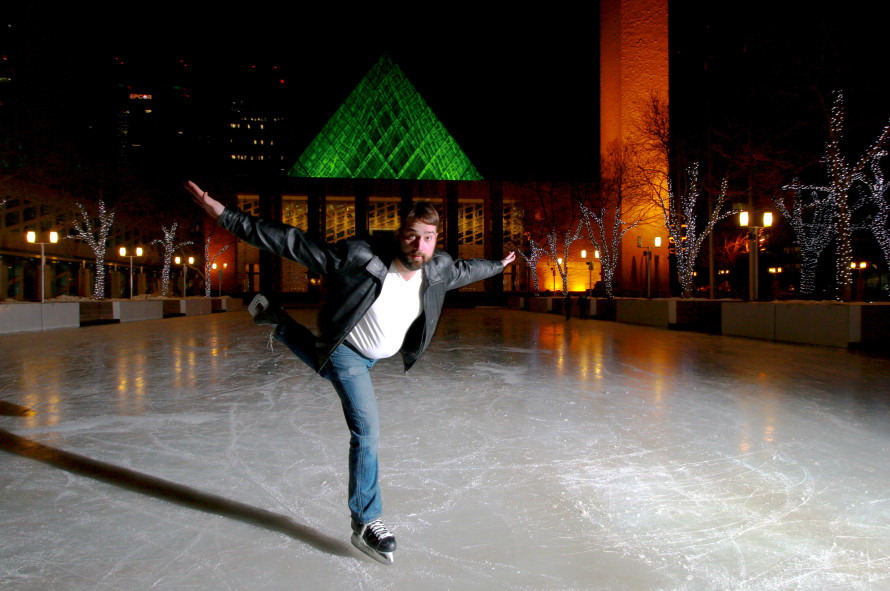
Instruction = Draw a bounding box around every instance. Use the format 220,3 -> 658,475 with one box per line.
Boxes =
364,519 -> 394,545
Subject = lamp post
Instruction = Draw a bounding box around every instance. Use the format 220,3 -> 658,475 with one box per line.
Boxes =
212,262 -> 227,297
851,260 -> 868,301
637,236 -> 662,298
119,246 -> 143,299
175,256 -> 194,296
738,209 -> 773,300
581,250 -> 590,295
581,249 -> 600,296
26,230 -> 58,302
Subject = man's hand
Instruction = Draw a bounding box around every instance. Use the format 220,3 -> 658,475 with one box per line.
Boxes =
185,180 -> 225,220
501,251 -> 516,267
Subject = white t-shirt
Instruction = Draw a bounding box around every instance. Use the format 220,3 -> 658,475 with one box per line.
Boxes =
345,262 -> 424,359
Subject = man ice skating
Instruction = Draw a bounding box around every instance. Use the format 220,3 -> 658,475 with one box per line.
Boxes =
185,181 -> 515,563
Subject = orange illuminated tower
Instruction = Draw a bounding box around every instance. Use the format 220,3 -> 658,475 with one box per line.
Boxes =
600,0 -> 669,296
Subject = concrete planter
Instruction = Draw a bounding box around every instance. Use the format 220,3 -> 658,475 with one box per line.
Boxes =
0,302 -> 80,334
721,300 -> 890,349
616,298 -> 672,327
113,300 -> 164,322
615,298 -> 722,332
507,296 -> 527,311
79,301 -> 119,325
673,299 -> 722,333
162,298 -> 213,317
722,301 -> 776,341
79,300 -> 165,325
513,296 -> 617,320
528,296 -> 555,314
211,296 -> 244,312
587,297 -> 616,320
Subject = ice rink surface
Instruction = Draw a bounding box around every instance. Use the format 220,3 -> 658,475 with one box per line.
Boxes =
2,306 -> 890,590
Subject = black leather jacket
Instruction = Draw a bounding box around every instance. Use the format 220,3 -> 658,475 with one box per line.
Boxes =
218,207 -> 505,372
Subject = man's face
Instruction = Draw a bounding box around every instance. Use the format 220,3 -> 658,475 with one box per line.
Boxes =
397,221 -> 438,271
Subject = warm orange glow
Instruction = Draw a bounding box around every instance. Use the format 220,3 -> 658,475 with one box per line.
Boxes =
601,0 -> 669,295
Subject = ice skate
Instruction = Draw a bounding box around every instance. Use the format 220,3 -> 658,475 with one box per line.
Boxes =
248,293 -> 290,327
351,518 -> 396,564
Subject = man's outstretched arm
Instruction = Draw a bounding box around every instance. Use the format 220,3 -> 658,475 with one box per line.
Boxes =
185,180 -> 225,219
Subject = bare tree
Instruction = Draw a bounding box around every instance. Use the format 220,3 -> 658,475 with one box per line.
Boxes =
658,164 -> 730,297
68,200 -> 114,299
518,239 -> 547,295
793,92 -> 890,299
775,181 -> 836,297
546,222 -> 583,296
634,93 -> 732,297
152,223 -> 193,297
203,233 -> 231,298
580,204 -> 639,299
518,180 -> 588,295
583,140 -> 653,298
859,151 -> 890,272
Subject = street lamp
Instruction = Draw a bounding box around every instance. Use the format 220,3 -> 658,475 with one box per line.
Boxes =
581,249 -> 600,296
174,255 -> 194,296
26,230 -> 58,302
851,261 -> 868,300
119,246 -> 143,299
738,209 -> 773,300
638,236 -> 662,298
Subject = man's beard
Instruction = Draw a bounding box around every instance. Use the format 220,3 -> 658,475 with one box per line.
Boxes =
397,250 -> 430,271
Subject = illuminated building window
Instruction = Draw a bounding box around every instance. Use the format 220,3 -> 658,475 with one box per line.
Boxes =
369,198 -> 400,233
458,202 -> 484,246
326,198 -> 355,242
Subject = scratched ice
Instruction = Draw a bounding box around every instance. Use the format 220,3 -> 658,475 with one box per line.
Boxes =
2,307 -> 890,590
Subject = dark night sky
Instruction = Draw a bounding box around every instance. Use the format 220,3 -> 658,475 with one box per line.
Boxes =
8,7 -> 599,182
6,3 -> 888,187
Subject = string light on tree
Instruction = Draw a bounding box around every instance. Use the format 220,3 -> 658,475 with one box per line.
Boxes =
775,181 -> 836,297
68,200 -> 114,300
861,151 -> 890,271
580,203 -> 639,299
518,238 -> 547,295
656,164 -> 729,298
152,223 -> 193,297
204,235 -> 231,298
791,92 -> 890,299
546,221 -> 583,296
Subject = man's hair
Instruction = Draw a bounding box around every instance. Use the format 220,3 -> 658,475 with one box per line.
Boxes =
401,201 -> 440,230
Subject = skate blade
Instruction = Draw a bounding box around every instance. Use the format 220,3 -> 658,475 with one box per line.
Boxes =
351,534 -> 394,565
248,294 -> 269,318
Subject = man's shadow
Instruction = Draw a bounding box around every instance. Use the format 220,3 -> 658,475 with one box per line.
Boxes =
0,417 -> 355,559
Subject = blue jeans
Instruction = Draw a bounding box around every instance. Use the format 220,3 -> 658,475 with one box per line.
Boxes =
274,319 -> 381,525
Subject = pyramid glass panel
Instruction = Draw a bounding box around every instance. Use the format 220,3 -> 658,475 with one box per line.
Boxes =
289,55 -> 482,181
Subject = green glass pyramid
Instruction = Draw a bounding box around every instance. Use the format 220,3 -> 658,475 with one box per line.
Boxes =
288,54 -> 483,181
